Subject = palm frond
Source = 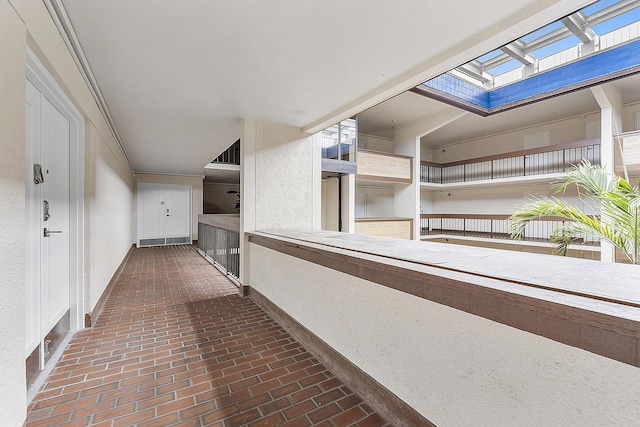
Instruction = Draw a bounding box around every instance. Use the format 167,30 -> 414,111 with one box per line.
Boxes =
511,161 -> 640,264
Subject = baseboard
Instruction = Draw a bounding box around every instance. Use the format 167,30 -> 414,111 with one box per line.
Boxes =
85,244 -> 135,327
249,288 -> 436,427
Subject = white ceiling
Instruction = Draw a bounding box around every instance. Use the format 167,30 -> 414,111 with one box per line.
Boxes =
59,0 -> 592,178
358,73 -> 640,149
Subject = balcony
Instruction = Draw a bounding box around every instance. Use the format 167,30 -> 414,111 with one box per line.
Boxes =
355,217 -> 414,240
421,138 -> 601,185
357,149 -> 413,183
617,130 -> 640,174
420,213 -> 600,259
246,229 -> 640,426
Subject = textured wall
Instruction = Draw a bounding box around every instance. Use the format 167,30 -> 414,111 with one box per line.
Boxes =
0,2 -> 27,424
254,121 -> 318,230
249,243 -> 640,427
85,124 -> 135,311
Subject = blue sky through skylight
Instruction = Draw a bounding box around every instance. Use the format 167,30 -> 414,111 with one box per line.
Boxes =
531,35 -> 581,58
592,7 -> 640,34
521,21 -> 564,42
445,0 -> 640,86
486,59 -> 521,75
476,50 -> 501,63
582,0 -> 618,16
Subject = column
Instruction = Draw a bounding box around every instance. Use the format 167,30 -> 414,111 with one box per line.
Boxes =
394,108 -> 468,239
240,119 -> 322,283
591,84 -> 623,263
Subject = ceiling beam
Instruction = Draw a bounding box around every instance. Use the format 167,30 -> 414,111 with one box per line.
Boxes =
500,41 -> 536,65
561,12 -> 597,43
455,61 -> 493,84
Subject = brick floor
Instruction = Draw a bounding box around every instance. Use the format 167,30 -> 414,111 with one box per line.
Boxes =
26,245 -> 391,427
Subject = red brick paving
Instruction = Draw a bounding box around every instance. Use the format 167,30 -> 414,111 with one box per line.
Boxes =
25,245 -> 391,427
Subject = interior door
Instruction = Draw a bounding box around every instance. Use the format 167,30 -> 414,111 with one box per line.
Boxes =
139,183 -> 167,244
137,183 -> 191,246
40,96 -> 71,347
25,79 -> 71,375
166,185 -> 191,240
322,178 -> 340,231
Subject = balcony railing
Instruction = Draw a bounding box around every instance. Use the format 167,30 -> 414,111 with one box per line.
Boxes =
357,149 -> 413,183
198,215 -> 240,279
420,139 -> 600,184
420,213 -> 599,246
211,139 -> 240,165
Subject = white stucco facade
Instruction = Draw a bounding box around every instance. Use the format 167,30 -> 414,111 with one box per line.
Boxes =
249,242 -> 640,427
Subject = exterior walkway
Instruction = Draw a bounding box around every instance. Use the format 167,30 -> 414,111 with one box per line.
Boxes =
26,245 -> 390,427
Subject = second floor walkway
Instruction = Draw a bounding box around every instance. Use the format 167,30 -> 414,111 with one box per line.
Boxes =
25,245 -> 391,427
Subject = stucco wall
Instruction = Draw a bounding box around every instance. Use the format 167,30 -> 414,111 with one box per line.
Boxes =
249,243 -> 640,427
254,121 -> 319,230
85,124 -> 135,311
0,1 -> 28,424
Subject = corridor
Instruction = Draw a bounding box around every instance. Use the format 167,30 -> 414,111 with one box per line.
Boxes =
25,245 -> 390,427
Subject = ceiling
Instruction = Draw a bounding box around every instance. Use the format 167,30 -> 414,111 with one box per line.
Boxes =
358,68 -> 640,149
58,0 -> 592,179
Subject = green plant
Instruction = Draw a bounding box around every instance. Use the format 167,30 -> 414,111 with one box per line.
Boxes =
226,190 -> 240,212
509,160 -> 640,264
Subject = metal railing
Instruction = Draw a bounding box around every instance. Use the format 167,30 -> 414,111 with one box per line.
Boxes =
211,139 -> 240,165
198,222 -> 240,279
420,139 -> 600,184
420,214 -> 599,246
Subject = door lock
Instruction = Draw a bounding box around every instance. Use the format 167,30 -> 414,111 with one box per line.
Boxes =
44,228 -> 62,237
43,200 -> 50,222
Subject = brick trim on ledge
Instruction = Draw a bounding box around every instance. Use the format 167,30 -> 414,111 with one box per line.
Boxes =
249,288 -> 436,427
248,232 -> 640,367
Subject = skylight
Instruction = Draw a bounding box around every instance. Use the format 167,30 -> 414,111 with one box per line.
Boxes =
444,0 -> 640,89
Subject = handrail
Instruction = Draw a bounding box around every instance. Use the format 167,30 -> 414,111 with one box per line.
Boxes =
420,213 -> 600,245
420,138 -> 600,168
419,213 -> 596,221
197,220 -> 240,279
357,148 -> 413,160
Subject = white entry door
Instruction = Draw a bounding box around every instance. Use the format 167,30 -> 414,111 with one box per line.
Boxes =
25,79 -> 71,371
137,183 -> 192,246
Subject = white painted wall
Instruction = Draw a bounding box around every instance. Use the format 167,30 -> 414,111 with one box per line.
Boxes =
355,186 -> 395,217
425,184 -> 590,216
203,182 -> 240,214
432,112 -> 601,164
135,173 -> 203,241
249,244 -> 640,427
0,2 -> 28,423
85,124 -> 135,312
425,103 -> 640,165
358,133 -> 394,153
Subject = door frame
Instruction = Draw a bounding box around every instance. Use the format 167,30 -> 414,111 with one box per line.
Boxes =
26,47 -> 85,333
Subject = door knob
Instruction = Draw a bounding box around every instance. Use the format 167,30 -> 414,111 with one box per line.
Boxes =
44,228 -> 62,237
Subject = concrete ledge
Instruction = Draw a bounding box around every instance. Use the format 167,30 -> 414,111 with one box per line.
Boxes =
249,287 -> 435,427
248,230 -> 640,367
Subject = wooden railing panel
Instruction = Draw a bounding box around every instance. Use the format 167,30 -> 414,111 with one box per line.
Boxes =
618,131 -> 640,173
355,218 -> 413,240
357,149 -> 412,183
